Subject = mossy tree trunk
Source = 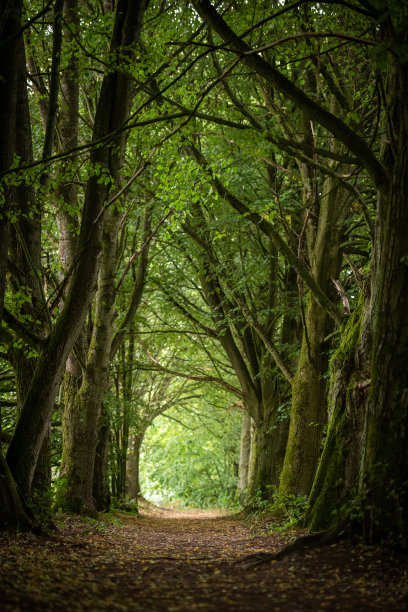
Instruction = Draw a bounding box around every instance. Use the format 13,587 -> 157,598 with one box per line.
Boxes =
307,35 -> 408,545
247,371 -> 290,500
59,210 -> 122,514
359,59 -> 408,544
279,157 -> 350,497
59,205 -> 151,513
242,406 -> 288,504
305,304 -> 369,531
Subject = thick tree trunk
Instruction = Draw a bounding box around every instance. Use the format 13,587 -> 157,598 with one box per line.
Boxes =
247,399 -> 289,500
245,358 -> 291,501
307,53 -> 408,546
0,0 -> 42,527
306,305 -> 369,530
279,298 -> 331,497
0,0 -> 28,528
362,67 -> 408,544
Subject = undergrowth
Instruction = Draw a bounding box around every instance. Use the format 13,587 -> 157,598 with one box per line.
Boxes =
246,487 -> 308,537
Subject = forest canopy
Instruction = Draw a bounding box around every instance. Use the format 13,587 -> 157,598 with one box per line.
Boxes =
1,0 -> 408,549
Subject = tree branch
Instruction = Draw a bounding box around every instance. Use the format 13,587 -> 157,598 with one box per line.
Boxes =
135,337 -> 243,397
2,308 -> 44,350
185,143 -> 343,326
191,0 -> 389,193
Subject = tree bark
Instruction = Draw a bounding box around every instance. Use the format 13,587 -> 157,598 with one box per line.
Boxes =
8,24 -> 53,503
127,431 -> 145,503
247,379 -> 289,500
237,410 -> 251,500
305,304 -> 369,530
361,57 -> 408,544
93,402 -> 111,511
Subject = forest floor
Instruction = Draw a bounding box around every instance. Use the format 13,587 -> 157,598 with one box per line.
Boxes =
0,501 -> 407,611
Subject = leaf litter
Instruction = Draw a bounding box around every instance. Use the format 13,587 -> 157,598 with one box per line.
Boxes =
0,502 -> 407,611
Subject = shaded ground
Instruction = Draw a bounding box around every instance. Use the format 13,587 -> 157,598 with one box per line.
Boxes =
0,503 -> 407,611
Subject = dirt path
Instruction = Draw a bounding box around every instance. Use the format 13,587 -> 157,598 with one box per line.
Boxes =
0,506 -> 407,611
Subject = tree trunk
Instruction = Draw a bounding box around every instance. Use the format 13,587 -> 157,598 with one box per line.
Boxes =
0,0 -> 19,322
237,410 -> 251,500
247,398 -> 289,500
8,0 -> 53,502
116,419 -> 130,501
0,453 -> 32,530
115,339 -> 132,501
307,49 -> 408,546
305,305 -> 369,531
361,62 -> 408,544
279,298 -> 331,496
93,402 -> 111,511
60,210 -> 122,513
0,0 -> 46,527
57,0 -> 148,514
279,164 -> 349,497
56,0 -> 80,276
127,431 -> 145,503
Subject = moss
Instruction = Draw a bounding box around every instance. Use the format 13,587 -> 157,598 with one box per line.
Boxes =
306,406 -> 348,531
307,308 -> 367,532
330,303 -> 363,370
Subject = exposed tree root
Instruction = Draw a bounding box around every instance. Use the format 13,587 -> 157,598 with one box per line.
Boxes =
237,528 -> 344,568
